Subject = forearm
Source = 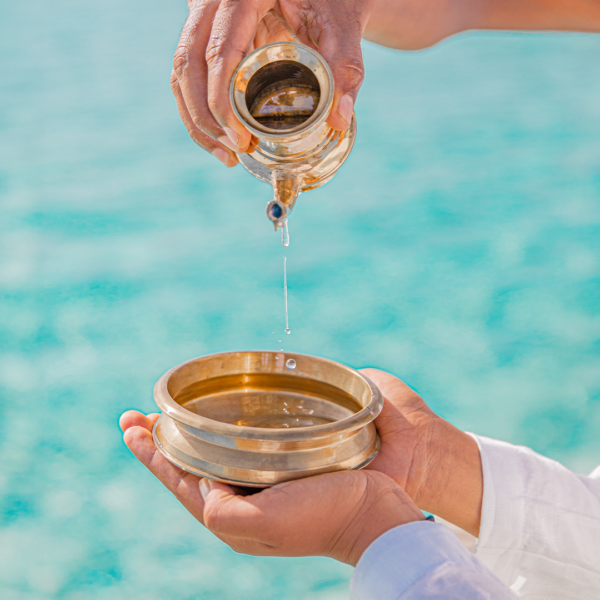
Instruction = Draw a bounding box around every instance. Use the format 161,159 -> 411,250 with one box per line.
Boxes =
473,0 -> 600,33
364,0 -> 600,50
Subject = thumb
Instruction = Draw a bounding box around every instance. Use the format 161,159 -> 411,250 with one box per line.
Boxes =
200,478 -> 269,539
200,478 -> 236,504
316,6 -> 368,130
360,368 -> 428,412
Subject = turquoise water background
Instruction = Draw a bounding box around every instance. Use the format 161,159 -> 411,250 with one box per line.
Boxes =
1,0 -> 599,598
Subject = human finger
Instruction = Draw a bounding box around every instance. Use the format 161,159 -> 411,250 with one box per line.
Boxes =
205,0 -> 276,151
313,3 -> 366,131
173,1 -> 233,144
360,368 -> 434,423
119,410 -> 156,433
280,0 -> 368,131
359,369 -> 445,503
201,478 -> 276,543
202,470 -> 422,564
120,431 -> 249,545
359,368 -> 435,473
146,413 -> 161,425
123,425 -> 206,524
171,70 -> 238,167
202,472 -> 359,551
251,10 -> 297,49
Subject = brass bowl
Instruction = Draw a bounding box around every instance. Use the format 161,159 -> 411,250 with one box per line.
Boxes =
153,351 -> 382,487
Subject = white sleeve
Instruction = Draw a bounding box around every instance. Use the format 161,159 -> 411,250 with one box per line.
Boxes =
470,434 -> 600,599
350,521 -> 517,599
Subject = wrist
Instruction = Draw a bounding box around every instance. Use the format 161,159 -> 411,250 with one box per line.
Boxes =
336,473 -> 424,566
413,417 -> 483,536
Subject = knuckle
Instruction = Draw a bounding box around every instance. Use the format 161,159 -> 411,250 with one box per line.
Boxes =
204,501 -> 225,534
205,24 -> 247,67
228,541 -> 244,554
191,114 -> 203,130
173,471 -> 193,497
298,9 -> 318,34
191,110 -> 219,138
206,95 -> 220,118
234,540 -> 273,557
205,35 -> 230,67
189,130 -> 213,151
337,59 -> 365,90
189,129 -> 203,145
170,70 -> 179,91
172,46 -> 190,80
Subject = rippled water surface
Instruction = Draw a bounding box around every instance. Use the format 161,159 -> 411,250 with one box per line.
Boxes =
1,1 -> 599,598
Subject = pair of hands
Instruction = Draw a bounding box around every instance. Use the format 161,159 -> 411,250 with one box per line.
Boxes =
171,0 -> 469,168
160,0 -> 486,564
120,369 -> 483,566
159,0 -> 600,566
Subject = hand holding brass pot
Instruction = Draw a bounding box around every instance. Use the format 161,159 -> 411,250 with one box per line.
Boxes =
230,43 -> 357,230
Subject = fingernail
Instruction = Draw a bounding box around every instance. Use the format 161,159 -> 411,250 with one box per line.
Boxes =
212,148 -> 231,166
223,126 -> 240,149
200,478 -> 212,500
338,94 -> 354,128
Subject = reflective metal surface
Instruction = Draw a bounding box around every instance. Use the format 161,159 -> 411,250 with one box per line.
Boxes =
153,351 -> 382,487
230,43 -> 357,229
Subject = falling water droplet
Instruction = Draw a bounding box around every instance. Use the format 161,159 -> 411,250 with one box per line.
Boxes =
283,257 -> 290,335
281,221 -> 289,247
286,359 -> 296,369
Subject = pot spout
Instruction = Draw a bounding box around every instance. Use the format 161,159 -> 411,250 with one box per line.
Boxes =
266,171 -> 303,230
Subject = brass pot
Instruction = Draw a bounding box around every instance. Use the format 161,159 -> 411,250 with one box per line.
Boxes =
153,351 -> 382,487
230,42 -> 357,229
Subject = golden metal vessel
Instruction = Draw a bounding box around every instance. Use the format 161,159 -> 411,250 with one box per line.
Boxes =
230,42 -> 357,230
153,351 -> 382,487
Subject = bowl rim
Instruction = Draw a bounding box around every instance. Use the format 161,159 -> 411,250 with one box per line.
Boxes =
153,351 -> 383,442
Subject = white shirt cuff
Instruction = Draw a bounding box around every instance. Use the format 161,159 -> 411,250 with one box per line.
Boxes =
467,433 -> 526,580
